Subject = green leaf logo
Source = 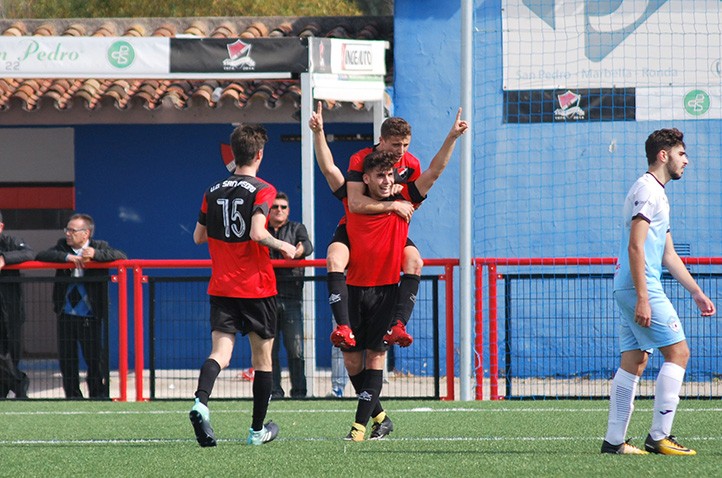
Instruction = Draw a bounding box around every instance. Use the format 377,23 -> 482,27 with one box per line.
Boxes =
107,41 -> 135,69
683,89 -> 710,116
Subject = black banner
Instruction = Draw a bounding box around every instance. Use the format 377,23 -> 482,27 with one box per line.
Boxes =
170,38 -> 308,74
504,88 -> 635,123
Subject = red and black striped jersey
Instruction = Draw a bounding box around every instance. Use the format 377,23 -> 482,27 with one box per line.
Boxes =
198,174 -> 277,298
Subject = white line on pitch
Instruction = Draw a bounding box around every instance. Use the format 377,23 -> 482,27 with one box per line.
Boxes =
3,407 -> 722,416
3,435 -> 722,446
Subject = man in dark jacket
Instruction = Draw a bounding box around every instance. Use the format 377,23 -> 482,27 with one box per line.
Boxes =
37,213 -> 126,399
268,192 -> 313,399
0,211 -> 35,398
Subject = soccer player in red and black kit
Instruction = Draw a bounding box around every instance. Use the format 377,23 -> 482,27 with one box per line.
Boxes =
189,124 -> 296,447
324,116 -> 419,349
342,111 -> 468,442
311,103 -> 463,351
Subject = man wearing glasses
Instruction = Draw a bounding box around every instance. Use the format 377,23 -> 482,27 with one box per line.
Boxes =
267,192 -> 313,399
37,213 -> 126,399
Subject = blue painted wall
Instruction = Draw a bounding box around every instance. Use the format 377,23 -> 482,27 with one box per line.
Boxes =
73,122 -> 369,370
392,0 -> 722,379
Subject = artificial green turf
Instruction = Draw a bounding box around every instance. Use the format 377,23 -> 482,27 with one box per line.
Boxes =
1,400 -> 720,477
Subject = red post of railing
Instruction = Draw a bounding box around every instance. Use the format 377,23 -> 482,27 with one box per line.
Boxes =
115,265 -> 128,402
487,263 -> 500,400
474,261 -> 484,400
442,263 -> 455,400
133,265 -> 147,401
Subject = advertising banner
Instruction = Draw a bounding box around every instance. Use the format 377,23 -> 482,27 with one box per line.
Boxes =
504,88 -> 635,123
636,86 -> 722,120
308,38 -> 387,101
0,37 -> 169,78
502,0 -> 722,90
169,37 -> 308,79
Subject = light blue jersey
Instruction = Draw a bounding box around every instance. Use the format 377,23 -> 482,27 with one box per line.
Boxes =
613,172 -> 669,293
613,172 -> 684,352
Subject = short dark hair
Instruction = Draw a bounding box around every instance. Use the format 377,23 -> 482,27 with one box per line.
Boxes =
69,213 -> 95,237
275,191 -> 289,202
230,124 -> 269,167
362,150 -> 397,174
0,210 -> 3,223
380,117 -> 411,139
645,128 -> 685,166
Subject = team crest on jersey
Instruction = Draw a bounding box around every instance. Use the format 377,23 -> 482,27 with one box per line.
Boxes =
395,166 -> 414,183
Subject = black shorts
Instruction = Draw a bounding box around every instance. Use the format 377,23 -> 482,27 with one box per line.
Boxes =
209,295 -> 277,339
346,284 -> 397,352
329,223 -> 417,250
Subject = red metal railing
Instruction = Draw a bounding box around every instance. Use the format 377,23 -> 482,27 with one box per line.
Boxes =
122,259 -> 458,401
5,260 -> 129,400
471,257 -> 722,400
473,257 -> 618,400
24,255 -> 720,401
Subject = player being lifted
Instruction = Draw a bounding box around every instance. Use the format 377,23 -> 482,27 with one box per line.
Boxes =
310,102 -> 465,350
311,103 -> 467,440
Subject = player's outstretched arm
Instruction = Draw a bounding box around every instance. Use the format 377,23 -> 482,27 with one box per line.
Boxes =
310,101 -> 345,193
414,107 -> 469,197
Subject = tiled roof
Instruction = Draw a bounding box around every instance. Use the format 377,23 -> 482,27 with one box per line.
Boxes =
0,17 -> 392,115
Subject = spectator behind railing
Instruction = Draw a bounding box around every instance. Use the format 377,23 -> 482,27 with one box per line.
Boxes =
36,213 -> 127,400
267,191 -> 314,400
0,210 -> 35,399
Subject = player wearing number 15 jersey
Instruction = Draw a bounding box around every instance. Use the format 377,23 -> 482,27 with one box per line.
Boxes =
201,173 -> 278,298
189,124 -> 296,448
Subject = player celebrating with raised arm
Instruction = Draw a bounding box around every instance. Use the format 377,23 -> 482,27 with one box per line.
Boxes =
341,111 -> 467,442
310,102 -> 465,349
602,128 -> 715,456
189,124 -> 296,448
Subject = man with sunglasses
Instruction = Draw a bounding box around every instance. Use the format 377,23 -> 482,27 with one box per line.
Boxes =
267,192 -> 313,399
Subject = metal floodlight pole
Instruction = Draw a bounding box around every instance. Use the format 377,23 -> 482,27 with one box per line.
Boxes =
300,71 -> 317,397
459,0 -> 474,401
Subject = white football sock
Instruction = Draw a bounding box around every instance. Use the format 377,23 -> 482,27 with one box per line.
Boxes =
649,362 -> 685,441
604,368 -> 639,445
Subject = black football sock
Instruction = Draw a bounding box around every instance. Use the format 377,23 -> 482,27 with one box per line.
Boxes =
252,371 -> 273,431
349,370 -> 366,394
195,358 -> 221,406
354,369 -> 384,426
393,273 -> 421,326
328,272 -> 350,326
351,369 -> 384,418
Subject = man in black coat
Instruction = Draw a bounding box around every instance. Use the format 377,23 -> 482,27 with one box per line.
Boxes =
0,210 -> 35,398
37,213 -> 126,399
267,192 -> 313,399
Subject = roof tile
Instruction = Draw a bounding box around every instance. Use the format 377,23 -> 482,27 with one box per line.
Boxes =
0,16 -> 392,116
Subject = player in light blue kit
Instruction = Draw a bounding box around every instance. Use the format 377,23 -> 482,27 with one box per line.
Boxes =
601,128 -> 716,456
